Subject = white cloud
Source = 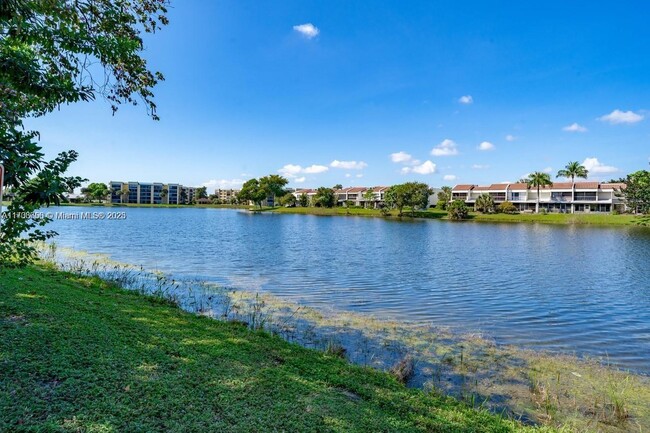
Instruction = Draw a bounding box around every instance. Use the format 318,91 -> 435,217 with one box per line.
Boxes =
582,157 -> 618,174
472,164 -> 489,169
390,151 -> 413,163
278,163 -> 328,178
402,160 -> 437,175
598,109 -> 644,125
505,134 -> 517,142
431,139 -> 459,156
458,95 -> 473,105
330,160 -> 367,170
294,177 -> 306,183
345,173 -> 351,178
443,174 -> 457,181
293,23 -> 319,39
478,141 -> 495,151
543,167 -> 553,173
278,164 -> 303,177
355,174 -> 363,178
201,179 -> 245,189
563,122 -> 588,132
303,164 -> 329,174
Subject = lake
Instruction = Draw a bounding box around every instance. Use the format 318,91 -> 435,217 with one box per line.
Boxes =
46,207 -> 650,373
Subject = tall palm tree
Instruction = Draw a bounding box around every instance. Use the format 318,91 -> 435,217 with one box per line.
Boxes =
526,172 -> 553,213
557,162 -> 588,213
556,161 -> 589,182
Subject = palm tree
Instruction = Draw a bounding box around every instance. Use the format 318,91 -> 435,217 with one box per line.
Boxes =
557,162 -> 588,213
526,172 -> 553,213
475,193 -> 494,213
556,161 -> 589,183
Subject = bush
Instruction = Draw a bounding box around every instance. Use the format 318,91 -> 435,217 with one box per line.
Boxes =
497,201 -> 519,214
447,200 -> 469,220
474,194 -> 495,213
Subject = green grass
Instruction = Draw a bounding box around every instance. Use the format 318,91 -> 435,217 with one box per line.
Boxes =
0,265 -> 551,432
467,212 -> 646,226
269,206 -> 649,227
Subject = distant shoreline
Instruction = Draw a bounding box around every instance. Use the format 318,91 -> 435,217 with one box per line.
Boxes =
28,201 -> 650,227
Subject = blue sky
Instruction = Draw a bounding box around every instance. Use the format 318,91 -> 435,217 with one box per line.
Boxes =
28,0 -> 650,189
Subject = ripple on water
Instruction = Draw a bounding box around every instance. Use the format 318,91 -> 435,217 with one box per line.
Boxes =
46,207 -> 650,374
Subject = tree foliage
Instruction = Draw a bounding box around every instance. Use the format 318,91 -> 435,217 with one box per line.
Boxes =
279,192 -> 296,207
621,170 -> 650,214
556,161 -> 588,182
436,186 -> 452,210
298,193 -> 309,207
497,201 -> 518,214
82,182 -> 109,202
313,187 -> 336,208
260,175 -> 288,205
385,182 -> 432,217
525,172 -> 553,213
362,189 -> 375,208
238,179 -> 268,208
195,186 -> 208,200
447,199 -> 469,220
474,193 -> 495,213
1,0 -> 169,266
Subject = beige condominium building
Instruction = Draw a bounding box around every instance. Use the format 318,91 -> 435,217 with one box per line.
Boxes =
109,181 -> 196,205
451,181 -> 626,213
214,189 -> 240,202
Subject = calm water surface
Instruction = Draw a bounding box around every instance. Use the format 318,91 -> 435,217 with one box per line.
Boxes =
46,207 -> 650,373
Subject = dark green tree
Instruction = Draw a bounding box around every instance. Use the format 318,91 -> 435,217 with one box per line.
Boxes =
279,192 -> 296,207
447,199 -> 469,220
195,186 -> 208,200
621,170 -> 650,214
313,187 -> 336,208
82,182 -> 110,203
239,179 -> 268,208
298,193 -> 310,207
260,174 -> 288,206
385,182 -> 431,217
436,186 -> 452,210
474,193 -> 495,213
1,0 -> 168,266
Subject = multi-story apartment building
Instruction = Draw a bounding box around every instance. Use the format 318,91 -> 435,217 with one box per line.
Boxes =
109,181 -> 192,205
215,189 -> 240,203
452,181 -> 626,213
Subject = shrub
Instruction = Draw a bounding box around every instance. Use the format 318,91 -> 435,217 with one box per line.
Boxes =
447,200 -> 469,220
474,193 -> 495,213
497,201 -> 519,214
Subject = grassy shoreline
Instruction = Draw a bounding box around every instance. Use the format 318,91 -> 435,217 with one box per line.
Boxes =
268,206 -> 648,227
9,201 -> 647,226
0,265 -> 548,432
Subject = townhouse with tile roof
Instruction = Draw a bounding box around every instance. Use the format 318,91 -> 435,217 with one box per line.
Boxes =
451,182 -> 626,213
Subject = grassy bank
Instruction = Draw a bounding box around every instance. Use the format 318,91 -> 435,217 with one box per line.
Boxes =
269,206 -> 648,227
0,265 -> 549,432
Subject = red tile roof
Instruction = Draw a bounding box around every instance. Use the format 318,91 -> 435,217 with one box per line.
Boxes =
452,184 -> 474,191
538,182 -> 572,190
509,183 -> 529,190
473,185 -> 491,191
601,183 -> 626,190
574,182 -> 600,190
346,187 -> 367,193
488,183 -> 509,191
